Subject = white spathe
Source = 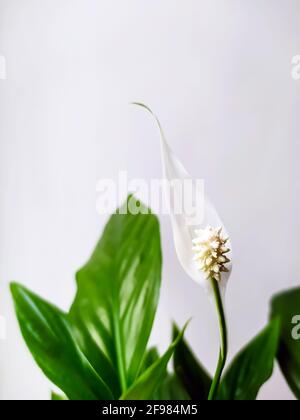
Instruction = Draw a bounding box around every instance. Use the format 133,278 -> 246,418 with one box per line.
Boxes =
135,104 -> 232,297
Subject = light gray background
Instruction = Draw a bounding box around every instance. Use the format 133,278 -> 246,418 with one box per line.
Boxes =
0,0 -> 299,400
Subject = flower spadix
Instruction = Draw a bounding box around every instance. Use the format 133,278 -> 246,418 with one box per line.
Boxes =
192,226 -> 231,282
134,103 -> 232,295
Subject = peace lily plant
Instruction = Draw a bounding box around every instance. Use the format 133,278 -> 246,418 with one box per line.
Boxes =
10,106 -> 300,401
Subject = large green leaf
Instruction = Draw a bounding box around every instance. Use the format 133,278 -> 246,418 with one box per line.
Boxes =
271,288 -> 300,399
11,283 -> 113,400
120,326 -> 187,400
173,325 -> 211,400
69,196 -> 162,396
217,319 -> 280,400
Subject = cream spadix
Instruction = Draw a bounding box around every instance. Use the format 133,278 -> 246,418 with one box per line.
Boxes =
134,103 -> 232,296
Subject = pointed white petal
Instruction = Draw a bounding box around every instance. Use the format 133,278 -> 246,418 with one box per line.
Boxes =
134,104 -> 233,296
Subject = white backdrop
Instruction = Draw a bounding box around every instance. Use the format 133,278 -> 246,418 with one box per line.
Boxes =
0,0 -> 299,400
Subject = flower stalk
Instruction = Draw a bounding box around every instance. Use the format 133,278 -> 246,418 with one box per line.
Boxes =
208,277 -> 228,400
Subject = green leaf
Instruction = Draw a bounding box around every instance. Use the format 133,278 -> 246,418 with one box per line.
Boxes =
217,319 -> 281,400
156,375 -> 190,400
271,288 -> 300,399
69,196 -> 162,396
173,325 -> 212,400
120,325 -> 187,400
140,347 -> 160,373
51,392 -> 68,400
11,283 -> 113,400
141,347 -> 190,400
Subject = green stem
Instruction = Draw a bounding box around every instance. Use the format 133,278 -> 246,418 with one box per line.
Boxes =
112,309 -> 127,393
208,278 -> 228,401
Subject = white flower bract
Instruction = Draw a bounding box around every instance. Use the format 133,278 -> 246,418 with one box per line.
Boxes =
134,103 -> 232,294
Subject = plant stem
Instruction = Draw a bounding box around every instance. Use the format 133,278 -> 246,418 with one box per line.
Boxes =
112,308 -> 127,393
208,277 -> 228,401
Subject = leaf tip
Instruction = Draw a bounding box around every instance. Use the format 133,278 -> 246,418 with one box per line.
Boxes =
131,102 -> 153,113
173,319 -> 191,344
10,282 -> 23,300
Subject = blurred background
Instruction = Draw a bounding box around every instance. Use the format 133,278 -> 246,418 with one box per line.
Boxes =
0,0 -> 299,400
